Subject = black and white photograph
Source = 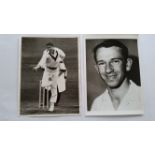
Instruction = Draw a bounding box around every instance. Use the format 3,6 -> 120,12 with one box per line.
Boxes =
85,35 -> 143,115
20,36 -> 79,115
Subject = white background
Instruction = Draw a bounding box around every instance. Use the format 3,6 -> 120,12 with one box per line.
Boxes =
0,34 -> 154,120
0,0 -> 155,155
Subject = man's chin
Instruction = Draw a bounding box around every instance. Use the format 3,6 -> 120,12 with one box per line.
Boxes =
106,81 -> 120,89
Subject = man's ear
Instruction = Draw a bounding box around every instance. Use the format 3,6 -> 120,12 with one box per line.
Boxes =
126,58 -> 133,72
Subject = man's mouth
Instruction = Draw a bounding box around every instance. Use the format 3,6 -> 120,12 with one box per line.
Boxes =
106,74 -> 117,80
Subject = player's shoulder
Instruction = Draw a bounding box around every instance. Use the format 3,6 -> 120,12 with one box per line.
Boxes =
130,80 -> 141,92
91,92 -> 107,111
43,49 -> 49,54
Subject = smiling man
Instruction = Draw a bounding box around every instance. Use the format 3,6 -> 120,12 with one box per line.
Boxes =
91,40 -> 142,113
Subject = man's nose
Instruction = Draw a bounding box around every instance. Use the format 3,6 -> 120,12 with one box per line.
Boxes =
105,63 -> 113,73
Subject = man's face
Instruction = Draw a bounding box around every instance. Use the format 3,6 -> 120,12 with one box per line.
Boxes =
50,49 -> 55,56
47,45 -> 52,49
47,46 -> 56,56
96,46 -> 129,89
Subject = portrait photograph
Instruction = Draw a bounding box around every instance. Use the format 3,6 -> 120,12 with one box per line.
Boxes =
85,34 -> 143,116
19,36 -> 79,116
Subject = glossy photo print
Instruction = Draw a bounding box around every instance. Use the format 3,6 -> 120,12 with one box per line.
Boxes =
85,35 -> 143,116
20,36 -> 79,116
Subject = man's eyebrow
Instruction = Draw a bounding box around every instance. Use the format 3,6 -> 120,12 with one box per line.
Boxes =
97,60 -> 105,63
111,58 -> 124,61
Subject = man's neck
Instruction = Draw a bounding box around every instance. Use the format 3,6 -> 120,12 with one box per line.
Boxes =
108,79 -> 130,110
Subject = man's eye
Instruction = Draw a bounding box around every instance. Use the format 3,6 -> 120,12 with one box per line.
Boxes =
112,60 -> 120,64
98,62 -> 105,66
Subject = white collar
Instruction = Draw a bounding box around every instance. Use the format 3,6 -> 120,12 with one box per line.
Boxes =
103,80 -> 140,110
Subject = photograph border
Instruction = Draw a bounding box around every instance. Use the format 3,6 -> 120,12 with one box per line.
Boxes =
18,34 -> 81,117
83,34 -> 144,116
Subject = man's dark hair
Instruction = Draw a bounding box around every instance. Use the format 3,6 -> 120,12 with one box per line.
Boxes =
46,42 -> 54,47
93,40 -> 129,62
